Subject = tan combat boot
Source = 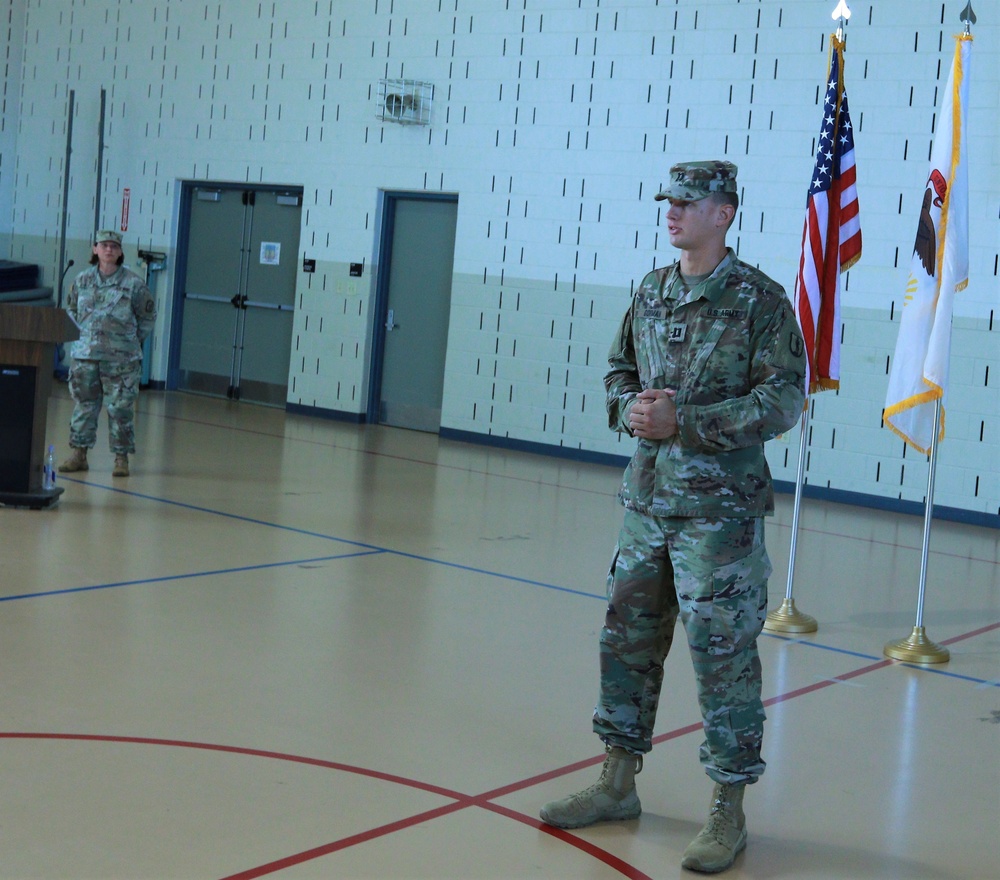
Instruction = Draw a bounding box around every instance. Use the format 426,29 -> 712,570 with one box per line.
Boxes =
58,447 -> 89,473
112,454 -> 130,477
539,745 -> 642,829
681,782 -> 747,873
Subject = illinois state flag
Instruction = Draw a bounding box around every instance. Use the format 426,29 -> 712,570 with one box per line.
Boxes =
884,34 -> 972,454
794,33 -> 862,395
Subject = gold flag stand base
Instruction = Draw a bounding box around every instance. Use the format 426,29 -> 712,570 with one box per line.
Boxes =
883,626 -> 950,664
764,598 -> 818,634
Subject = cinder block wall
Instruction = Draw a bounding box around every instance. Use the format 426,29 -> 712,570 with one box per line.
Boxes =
1,1 -> 996,519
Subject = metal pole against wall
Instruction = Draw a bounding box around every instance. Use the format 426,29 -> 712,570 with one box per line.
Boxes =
56,89 -> 75,309
94,88 -> 106,234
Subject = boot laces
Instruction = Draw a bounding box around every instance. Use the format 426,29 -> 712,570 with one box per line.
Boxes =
703,789 -> 739,843
572,749 -> 642,802
605,747 -> 642,779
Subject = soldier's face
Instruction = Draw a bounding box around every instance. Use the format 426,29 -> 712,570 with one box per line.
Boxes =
665,197 -> 726,251
93,240 -> 122,269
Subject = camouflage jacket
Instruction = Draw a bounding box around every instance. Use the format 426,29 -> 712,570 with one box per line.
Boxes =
67,264 -> 156,362
605,249 -> 806,518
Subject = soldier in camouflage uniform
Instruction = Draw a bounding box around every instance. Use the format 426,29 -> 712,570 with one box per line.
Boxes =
540,162 -> 806,874
59,230 -> 157,478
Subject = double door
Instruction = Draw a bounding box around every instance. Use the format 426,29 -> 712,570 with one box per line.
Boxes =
176,186 -> 302,405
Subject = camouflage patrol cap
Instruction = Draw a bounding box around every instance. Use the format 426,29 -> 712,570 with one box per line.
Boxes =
94,229 -> 123,245
654,160 -> 739,202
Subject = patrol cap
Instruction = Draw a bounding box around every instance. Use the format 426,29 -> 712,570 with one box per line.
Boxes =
654,160 -> 739,202
94,229 -> 123,245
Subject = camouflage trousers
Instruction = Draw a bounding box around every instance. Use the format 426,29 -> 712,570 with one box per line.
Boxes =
593,508 -> 771,785
68,359 -> 141,455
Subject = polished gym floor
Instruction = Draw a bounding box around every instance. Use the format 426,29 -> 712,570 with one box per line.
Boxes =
1,387 -> 997,879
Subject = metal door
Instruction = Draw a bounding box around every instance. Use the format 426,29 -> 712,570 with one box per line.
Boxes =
176,186 -> 301,405
370,195 -> 458,432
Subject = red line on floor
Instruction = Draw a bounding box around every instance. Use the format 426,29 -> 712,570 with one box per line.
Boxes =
486,803 -> 655,880
0,732 -> 464,801
219,802 -> 470,880
3,619 -> 995,879
0,731 -> 648,880
941,620 -> 1000,644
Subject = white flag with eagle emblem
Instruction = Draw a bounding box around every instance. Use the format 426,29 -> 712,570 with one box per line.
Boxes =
883,33 -> 972,455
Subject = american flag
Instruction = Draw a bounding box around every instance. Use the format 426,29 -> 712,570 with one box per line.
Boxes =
793,34 -> 862,395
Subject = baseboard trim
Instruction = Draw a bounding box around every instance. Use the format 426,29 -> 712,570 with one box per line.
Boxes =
438,427 -> 998,529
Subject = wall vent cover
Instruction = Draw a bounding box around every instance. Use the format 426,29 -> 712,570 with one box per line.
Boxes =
376,79 -> 433,125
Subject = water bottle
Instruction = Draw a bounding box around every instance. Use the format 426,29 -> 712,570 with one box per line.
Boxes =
43,444 -> 56,491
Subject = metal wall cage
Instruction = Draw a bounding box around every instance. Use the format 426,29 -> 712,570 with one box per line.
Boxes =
376,79 -> 433,125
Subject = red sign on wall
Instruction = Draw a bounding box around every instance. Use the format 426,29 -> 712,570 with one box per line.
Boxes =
121,188 -> 131,232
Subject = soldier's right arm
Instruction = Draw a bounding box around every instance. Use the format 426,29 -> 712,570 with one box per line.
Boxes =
604,301 -> 642,435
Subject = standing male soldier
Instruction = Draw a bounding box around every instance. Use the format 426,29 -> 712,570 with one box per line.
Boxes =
540,161 -> 806,874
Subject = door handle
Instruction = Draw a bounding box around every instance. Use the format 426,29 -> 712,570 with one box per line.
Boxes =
385,308 -> 399,331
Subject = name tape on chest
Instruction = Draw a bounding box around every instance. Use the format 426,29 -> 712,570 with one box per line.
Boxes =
640,305 -> 747,344
641,305 -> 747,322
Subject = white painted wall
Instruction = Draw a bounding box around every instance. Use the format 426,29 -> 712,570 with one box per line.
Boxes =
0,0 -> 27,257
1,0 -> 997,518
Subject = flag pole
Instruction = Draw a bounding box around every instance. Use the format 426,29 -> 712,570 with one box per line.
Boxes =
765,406 -> 818,632
882,0 -> 976,663
884,399 -> 950,663
768,0 -> 859,633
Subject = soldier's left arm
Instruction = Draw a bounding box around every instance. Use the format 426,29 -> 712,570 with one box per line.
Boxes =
132,278 -> 157,343
675,295 -> 806,452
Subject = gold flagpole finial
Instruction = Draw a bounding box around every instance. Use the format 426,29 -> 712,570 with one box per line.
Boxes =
960,2 -> 976,35
831,1 -> 852,42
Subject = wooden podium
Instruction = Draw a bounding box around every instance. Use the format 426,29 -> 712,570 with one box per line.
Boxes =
0,303 -> 79,509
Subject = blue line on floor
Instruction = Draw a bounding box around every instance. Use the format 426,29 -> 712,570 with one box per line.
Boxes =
46,480 -> 999,687
763,633 -> 886,662
58,479 -> 608,601
0,550 -> 385,603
